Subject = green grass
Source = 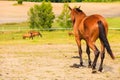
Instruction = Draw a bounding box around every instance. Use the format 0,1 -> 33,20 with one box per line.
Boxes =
106,17 -> 120,29
0,22 -> 29,31
0,31 -> 74,45
0,17 -> 120,45
108,30 -> 120,42
0,29 -> 119,45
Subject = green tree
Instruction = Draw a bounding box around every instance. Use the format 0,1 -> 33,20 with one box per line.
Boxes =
28,1 -> 55,30
57,3 -> 72,28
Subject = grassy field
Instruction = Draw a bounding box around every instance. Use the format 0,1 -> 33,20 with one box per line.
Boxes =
106,17 -> 120,29
0,17 -> 120,45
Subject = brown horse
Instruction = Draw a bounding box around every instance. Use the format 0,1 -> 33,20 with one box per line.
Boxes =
68,31 -> 74,36
23,32 -> 33,39
29,30 -> 42,38
69,6 -> 115,73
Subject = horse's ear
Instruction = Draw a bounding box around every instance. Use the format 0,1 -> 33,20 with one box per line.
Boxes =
68,6 -> 72,10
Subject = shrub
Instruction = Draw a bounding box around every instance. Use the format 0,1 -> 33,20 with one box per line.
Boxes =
57,3 -> 72,28
28,1 -> 55,30
17,0 -> 23,4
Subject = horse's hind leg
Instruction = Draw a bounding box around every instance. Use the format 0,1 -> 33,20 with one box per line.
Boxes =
86,44 -> 92,68
87,41 -> 100,73
98,41 -> 105,72
76,38 -> 84,67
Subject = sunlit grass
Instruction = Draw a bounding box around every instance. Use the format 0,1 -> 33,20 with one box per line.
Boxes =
106,17 -> 120,29
0,30 -> 119,45
0,22 -> 29,31
0,17 -> 120,45
0,31 -> 74,45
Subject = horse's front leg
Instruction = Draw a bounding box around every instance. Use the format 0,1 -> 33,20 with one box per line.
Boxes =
86,44 -> 92,68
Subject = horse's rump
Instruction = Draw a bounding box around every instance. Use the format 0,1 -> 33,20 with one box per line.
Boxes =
80,14 -> 108,41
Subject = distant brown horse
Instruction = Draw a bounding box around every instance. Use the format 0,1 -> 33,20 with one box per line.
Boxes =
23,31 -> 42,40
69,6 -> 115,73
68,31 -> 74,36
23,32 -> 33,39
29,30 -> 42,38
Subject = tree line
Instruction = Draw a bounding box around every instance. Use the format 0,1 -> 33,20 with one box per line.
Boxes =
17,0 -> 120,5
23,0 -> 82,2
23,0 -> 120,2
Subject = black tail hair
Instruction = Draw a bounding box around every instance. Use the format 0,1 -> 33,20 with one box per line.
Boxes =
98,21 -> 115,59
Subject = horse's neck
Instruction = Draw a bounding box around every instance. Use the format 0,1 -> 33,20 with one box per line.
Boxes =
74,14 -> 86,28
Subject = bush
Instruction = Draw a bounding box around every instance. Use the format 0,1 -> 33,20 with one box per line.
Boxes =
17,0 -> 23,4
57,3 -> 72,28
28,1 -> 55,30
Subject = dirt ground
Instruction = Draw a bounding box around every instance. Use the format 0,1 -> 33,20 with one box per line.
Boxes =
0,1 -> 120,23
0,44 -> 120,80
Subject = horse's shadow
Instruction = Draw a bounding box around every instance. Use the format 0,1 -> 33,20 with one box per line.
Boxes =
71,56 -> 80,59
70,56 -> 113,73
70,56 -> 86,68
70,63 -> 86,68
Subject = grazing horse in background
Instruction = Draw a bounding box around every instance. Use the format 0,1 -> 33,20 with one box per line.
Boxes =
69,6 -> 115,73
23,31 -> 42,40
23,32 -> 33,39
29,30 -> 42,38
68,31 -> 74,36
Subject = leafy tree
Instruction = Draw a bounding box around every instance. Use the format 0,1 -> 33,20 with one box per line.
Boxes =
28,1 -> 55,30
57,3 -> 72,28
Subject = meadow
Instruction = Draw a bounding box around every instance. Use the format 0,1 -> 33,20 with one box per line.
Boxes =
0,17 -> 120,45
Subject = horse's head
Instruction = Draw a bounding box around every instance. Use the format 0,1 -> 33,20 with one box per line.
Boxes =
68,6 -> 86,25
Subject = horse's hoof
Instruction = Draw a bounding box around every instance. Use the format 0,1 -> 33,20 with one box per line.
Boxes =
98,68 -> 103,72
92,69 -> 97,73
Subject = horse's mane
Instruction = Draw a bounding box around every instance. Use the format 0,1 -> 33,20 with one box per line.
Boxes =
75,8 -> 83,13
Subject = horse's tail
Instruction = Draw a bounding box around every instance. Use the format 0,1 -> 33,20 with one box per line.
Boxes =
98,21 -> 115,59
